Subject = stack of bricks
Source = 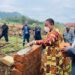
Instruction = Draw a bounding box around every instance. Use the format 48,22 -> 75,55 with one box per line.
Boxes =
0,54 -> 13,75
0,62 -> 12,75
11,45 -> 42,75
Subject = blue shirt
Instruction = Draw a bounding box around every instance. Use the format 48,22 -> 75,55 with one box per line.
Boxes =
24,26 -> 28,34
22,26 -> 30,35
63,31 -> 74,43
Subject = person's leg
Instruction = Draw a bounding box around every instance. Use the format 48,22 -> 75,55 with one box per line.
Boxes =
23,35 -> 25,46
4,34 -> 9,42
0,34 -> 3,39
27,37 -> 30,43
34,35 -> 37,40
0,35 -> 3,42
26,34 -> 30,43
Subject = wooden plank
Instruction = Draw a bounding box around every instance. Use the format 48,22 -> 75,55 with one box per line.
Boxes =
0,56 -> 14,66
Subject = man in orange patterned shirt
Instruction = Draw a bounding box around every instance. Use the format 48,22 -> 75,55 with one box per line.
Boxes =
35,18 -> 71,75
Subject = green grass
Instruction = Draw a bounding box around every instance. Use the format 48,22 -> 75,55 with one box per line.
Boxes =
0,36 -> 25,54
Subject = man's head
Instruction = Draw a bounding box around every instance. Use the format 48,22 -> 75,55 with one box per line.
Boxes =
25,24 -> 28,26
24,21 -> 28,27
66,27 -> 70,32
45,18 -> 54,31
74,27 -> 75,30
4,23 -> 6,25
36,23 -> 39,27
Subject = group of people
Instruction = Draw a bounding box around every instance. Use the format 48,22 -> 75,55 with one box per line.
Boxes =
0,22 -> 42,46
22,23 -> 42,46
0,18 -> 75,75
32,18 -> 75,75
22,18 -> 75,75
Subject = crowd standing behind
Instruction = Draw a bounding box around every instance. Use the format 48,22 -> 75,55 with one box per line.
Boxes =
0,22 -> 75,45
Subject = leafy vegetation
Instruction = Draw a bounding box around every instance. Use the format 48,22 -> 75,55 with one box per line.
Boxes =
0,36 -> 25,54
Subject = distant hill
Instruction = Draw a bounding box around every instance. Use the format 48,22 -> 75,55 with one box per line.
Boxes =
0,12 -> 22,18
0,12 -> 42,24
0,11 -> 64,32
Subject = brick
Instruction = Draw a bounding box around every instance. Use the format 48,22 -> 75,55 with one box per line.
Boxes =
14,54 -> 25,63
14,47 -> 32,63
14,62 -> 25,72
26,53 -> 34,65
17,47 -> 32,55
11,68 -> 23,75
31,45 -> 40,51
13,45 -> 42,75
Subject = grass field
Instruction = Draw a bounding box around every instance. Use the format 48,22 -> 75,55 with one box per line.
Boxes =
0,36 -> 25,54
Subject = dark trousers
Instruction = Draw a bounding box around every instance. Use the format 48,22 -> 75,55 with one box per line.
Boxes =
0,33 -> 8,42
23,34 -> 30,46
34,35 -> 42,40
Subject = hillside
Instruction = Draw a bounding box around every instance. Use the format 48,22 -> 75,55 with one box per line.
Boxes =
0,12 -> 42,24
0,12 -> 22,18
0,12 -> 64,32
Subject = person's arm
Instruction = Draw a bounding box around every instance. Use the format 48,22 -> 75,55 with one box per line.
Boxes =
22,26 -> 24,30
28,26 -> 31,30
39,27 -> 41,31
35,31 -> 60,46
63,33 -> 66,42
63,33 -> 64,39
28,27 -> 32,33
7,25 -> 9,30
26,30 -> 60,49
64,47 -> 75,57
72,39 -> 75,48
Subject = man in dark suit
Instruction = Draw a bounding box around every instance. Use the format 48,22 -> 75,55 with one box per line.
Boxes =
22,23 -> 30,46
34,24 -> 42,40
0,23 -> 9,42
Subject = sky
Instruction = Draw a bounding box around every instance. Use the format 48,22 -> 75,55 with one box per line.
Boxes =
0,0 -> 75,23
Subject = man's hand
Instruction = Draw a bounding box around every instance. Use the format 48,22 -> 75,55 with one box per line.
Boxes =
26,40 -> 36,47
62,47 -> 67,52
62,46 -> 71,52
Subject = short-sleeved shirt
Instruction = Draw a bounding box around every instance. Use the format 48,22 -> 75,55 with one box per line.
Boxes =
63,31 -> 74,43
